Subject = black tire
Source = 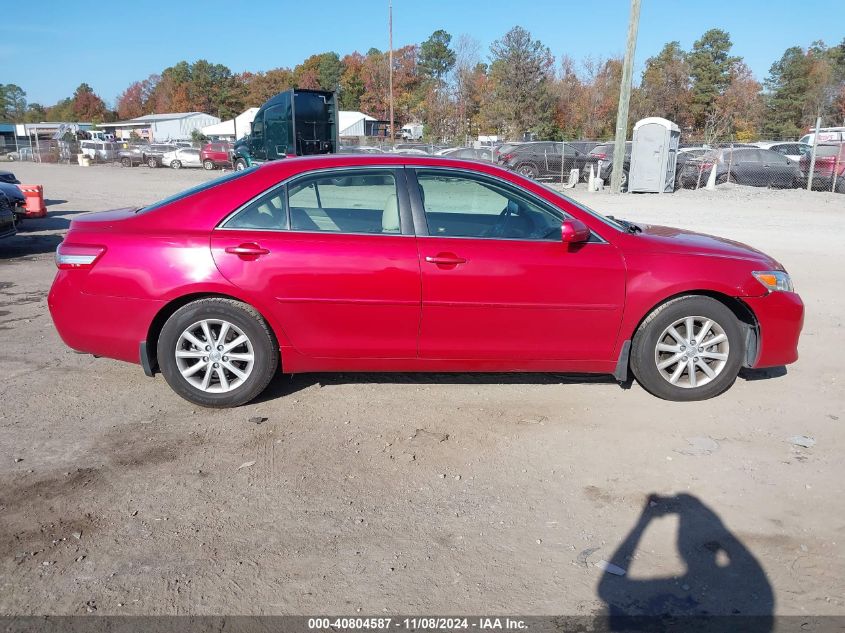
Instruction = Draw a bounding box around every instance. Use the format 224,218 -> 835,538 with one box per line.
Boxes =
516,163 -> 539,179
836,178 -> 845,194
121,157 -> 131,168
234,158 -> 248,171
607,168 -> 628,191
171,160 -> 182,169
147,157 -> 158,168
630,295 -> 744,402
157,298 -> 278,408
203,159 -> 215,170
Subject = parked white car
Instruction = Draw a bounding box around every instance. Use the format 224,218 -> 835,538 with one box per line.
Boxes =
753,141 -> 811,163
163,148 -> 202,169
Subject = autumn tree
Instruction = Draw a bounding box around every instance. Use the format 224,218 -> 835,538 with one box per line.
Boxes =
486,26 -> 555,137
712,62 -> 764,141
339,53 -> 365,110
0,84 -> 27,121
241,68 -> 295,106
452,35 -> 487,139
578,57 -> 622,139
116,76 -> 158,119
418,30 -> 456,85
687,29 -> 738,131
763,40 -> 845,138
637,42 -> 692,128
24,103 -> 46,123
69,83 -> 109,122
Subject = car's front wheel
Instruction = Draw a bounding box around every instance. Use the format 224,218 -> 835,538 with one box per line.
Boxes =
171,160 -> 182,169
147,157 -> 158,168
121,157 -> 131,167
234,158 -> 248,171
203,159 -> 215,170
630,295 -> 744,401
157,298 -> 278,407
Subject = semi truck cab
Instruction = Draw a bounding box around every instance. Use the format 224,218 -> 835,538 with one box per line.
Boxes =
233,89 -> 338,170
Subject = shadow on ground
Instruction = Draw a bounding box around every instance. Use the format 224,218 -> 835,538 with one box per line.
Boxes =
255,371 -> 627,403
596,493 -> 773,632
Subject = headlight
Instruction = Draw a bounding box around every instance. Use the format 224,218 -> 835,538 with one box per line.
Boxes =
753,270 -> 793,292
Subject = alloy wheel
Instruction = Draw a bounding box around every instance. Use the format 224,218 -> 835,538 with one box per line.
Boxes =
175,319 -> 255,393
653,316 -> 730,388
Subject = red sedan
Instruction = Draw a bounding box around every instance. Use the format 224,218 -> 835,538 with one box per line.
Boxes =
48,155 -> 803,407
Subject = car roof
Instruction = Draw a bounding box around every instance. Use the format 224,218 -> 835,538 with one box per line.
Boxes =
254,153 -> 525,180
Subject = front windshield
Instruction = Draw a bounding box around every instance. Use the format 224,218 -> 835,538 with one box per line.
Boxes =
138,167 -> 256,213
538,183 -> 626,231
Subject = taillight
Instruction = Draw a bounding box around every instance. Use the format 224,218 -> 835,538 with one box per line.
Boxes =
500,153 -> 514,162
698,161 -> 714,170
592,152 -> 607,159
55,243 -> 106,269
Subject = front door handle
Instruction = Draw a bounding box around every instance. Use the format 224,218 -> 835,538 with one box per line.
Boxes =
225,243 -> 270,258
425,253 -> 467,266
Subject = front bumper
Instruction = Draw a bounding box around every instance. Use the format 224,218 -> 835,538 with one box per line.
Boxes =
742,291 -> 804,368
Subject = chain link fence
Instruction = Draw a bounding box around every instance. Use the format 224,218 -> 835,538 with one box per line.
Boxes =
3,129 -> 843,194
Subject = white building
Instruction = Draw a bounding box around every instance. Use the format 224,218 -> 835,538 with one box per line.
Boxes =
99,112 -> 221,141
201,108 -> 259,140
338,111 -> 377,137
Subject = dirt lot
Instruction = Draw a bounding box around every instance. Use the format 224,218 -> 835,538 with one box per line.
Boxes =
1,162 -> 843,617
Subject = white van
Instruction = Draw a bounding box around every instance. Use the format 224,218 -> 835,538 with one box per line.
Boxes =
80,140 -> 118,161
87,131 -> 116,142
799,127 -> 845,145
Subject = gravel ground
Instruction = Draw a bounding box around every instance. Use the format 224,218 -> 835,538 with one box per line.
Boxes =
1,162 -> 843,617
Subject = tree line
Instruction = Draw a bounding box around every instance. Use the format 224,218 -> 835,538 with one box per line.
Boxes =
2,26 -> 843,142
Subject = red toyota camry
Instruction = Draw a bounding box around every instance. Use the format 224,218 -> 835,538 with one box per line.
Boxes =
48,155 -> 803,407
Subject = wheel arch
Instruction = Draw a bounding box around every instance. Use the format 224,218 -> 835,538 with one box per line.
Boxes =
143,292 -> 282,375
619,289 -> 760,379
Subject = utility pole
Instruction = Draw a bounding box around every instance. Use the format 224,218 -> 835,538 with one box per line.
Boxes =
610,0 -> 641,193
388,0 -> 394,145
806,115 -> 822,191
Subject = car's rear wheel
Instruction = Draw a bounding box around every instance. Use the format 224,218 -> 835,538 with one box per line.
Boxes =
171,160 -> 182,169
234,158 -> 248,171
630,296 -> 744,401
157,298 -> 278,407
147,157 -> 158,168
516,163 -> 539,179
203,159 -> 215,170
121,157 -> 131,168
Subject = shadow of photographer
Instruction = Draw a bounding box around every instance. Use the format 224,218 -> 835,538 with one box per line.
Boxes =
597,493 -> 773,632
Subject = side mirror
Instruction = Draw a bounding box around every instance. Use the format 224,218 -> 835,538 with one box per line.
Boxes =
561,218 -> 591,244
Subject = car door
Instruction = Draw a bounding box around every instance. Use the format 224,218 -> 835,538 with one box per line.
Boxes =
728,149 -> 760,185
186,149 -> 202,167
210,167 -> 421,359
760,149 -> 794,187
409,168 -> 626,362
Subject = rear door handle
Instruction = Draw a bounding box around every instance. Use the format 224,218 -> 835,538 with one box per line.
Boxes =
225,243 -> 270,257
425,254 -> 466,266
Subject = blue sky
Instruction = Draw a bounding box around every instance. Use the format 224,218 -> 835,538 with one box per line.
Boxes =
2,0 -> 844,108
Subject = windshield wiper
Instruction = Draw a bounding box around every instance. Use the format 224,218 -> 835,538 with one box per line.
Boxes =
607,215 -> 642,234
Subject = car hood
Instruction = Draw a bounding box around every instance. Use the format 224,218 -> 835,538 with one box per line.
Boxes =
632,223 -> 783,269
0,182 -> 24,202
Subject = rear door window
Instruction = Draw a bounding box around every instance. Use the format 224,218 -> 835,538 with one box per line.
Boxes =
287,170 -> 401,235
